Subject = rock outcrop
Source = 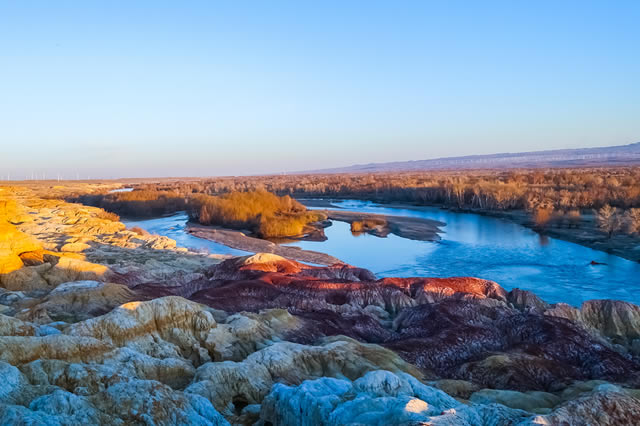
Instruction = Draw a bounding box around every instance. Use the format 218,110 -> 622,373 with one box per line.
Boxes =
2,185 -> 640,425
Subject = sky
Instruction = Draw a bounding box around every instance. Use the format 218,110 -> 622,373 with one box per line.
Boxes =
1,1 -> 639,179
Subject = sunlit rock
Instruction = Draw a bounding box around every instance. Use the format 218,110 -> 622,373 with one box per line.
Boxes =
43,255 -> 111,286
0,264 -> 50,291
580,299 -> 640,344
60,242 -> 91,253
258,370 -> 530,426
1,186 -> 640,424
33,280 -> 135,322
187,337 -> 422,418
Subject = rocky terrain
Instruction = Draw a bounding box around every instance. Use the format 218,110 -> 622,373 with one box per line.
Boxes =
2,184 -> 640,425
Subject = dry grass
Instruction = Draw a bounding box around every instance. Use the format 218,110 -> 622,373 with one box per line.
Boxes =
189,190 -> 326,238
132,167 -> 640,212
351,218 -> 386,233
68,167 -> 640,239
129,226 -> 149,236
71,190 -> 187,217
95,209 -> 120,222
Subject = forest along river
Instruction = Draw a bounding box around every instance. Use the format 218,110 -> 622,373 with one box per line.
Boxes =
122,200 -> 640,307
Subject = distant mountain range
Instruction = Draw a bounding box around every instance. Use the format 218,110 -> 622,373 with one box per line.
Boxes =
301,142 -> 640,174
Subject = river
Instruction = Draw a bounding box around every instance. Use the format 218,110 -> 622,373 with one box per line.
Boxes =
122,213 -> 248,256
121,200 -> 640,306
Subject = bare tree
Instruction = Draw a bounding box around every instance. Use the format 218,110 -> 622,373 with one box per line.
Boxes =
596,204 -> 620,238
533,206 -> 553,229
566,210 -> 581,228
625,208 -> 640,235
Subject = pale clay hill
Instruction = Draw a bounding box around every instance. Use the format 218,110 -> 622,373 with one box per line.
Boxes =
303,141 -> 640,174
1,185 -> 640,424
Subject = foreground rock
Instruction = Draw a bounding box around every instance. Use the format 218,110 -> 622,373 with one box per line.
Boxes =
2,184 -> 640,425
1,293 -> 638,425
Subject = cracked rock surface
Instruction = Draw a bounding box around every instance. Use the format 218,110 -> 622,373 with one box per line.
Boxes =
1,185 -> 640,425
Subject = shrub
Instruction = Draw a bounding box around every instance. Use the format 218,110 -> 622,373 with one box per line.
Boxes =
189,190 -> 323,238
533,207 -> 553,229
129,226 -> 149,236
625,208 -> 640,235
95,209 -> 120,222
566,210 -> 582,228
70,190 -> 188,218
596,204 -> 621,238
351,218 -> 386,233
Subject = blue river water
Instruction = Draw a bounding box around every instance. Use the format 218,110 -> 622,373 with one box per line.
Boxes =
122,213 -> 248,256
121,201 -> 640,306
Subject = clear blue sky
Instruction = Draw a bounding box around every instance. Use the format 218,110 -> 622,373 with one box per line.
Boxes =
1,1 -> 639,178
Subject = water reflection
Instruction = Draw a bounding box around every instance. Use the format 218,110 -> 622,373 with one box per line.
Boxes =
120,202 -> 640,307
288,200 -> 640,306
122,213 -> 248,256
108,188 -> 134,193
538,234 -> 550,246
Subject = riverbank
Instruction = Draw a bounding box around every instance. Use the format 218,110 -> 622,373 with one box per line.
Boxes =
300,199 -> 640,263
409,205 -> 640,264
298,198 -> 344,209
3,185 -> 640,425
186,207 -> 444,262
405,203 -> 640,263
187,222 -> 343,265
483,209 -> 640,263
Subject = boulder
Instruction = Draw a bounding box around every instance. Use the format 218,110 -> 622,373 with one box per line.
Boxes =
0,315 -> 36,337
507,288 -> 550,312
60,242 -> 91,253
33,281 -> 136,322
580,299 -> 640,344
433,379 -> 480,400
524,384 -> 640,426
0,222 -> 42,260
186,337 -> 423,418
259,370 -> 530,426
42,255 -> 110,286
0,265 -> 50,291
0,252 -> 24,277
469,388 -> 561,413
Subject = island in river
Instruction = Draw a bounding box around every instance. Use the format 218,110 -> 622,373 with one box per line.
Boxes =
186,209 -> 444,265
186,223 -> 342,265
2,183 -> 640,425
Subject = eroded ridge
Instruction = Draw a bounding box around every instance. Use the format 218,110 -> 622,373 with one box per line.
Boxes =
1,186 -> 640,425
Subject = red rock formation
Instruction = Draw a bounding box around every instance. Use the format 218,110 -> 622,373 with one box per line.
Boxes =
3,185 -> 640,424
131,254 -> 640,393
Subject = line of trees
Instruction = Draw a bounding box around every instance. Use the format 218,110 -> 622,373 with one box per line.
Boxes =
71,189 -> 327,239
596,206 -> 640,238
70,190 -> 188,218
132,168 -> 640,212
69,167 -> 640,239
